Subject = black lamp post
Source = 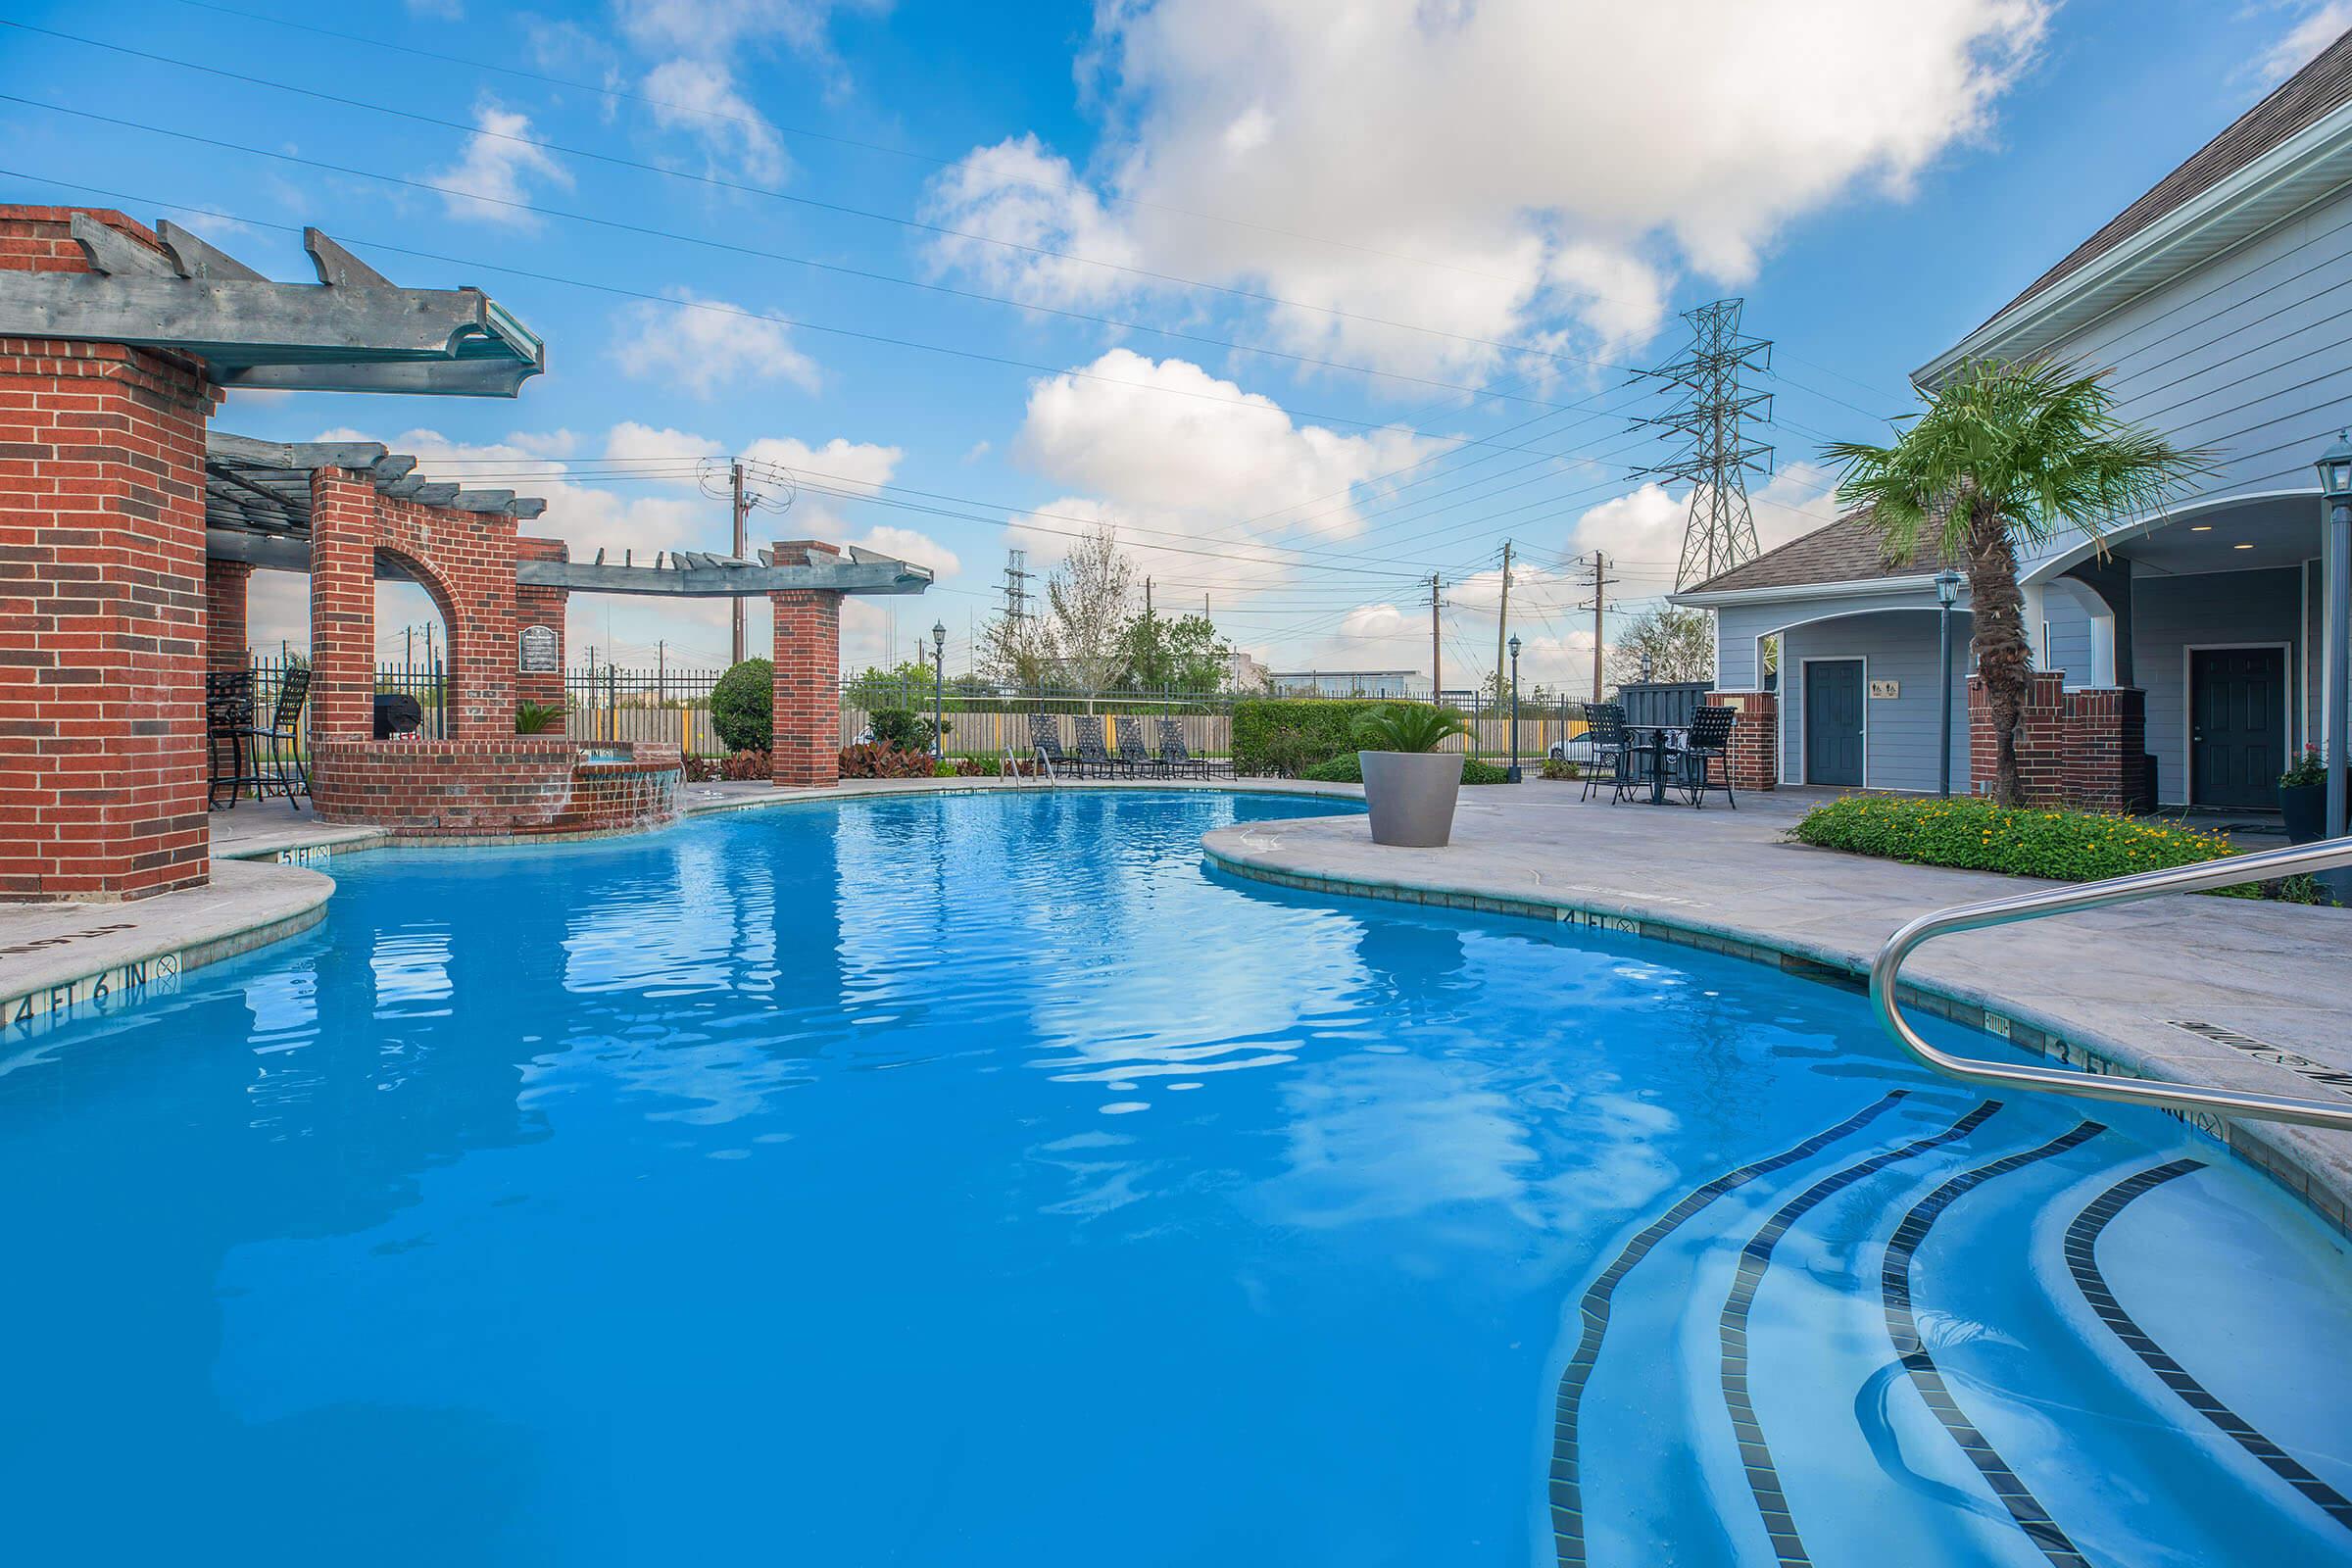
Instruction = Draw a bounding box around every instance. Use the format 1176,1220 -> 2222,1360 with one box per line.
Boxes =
1935,568 -> 1963,797
2317,434 -> 2352,900
930,620 -> 947,761
1507,633 -> 1523,782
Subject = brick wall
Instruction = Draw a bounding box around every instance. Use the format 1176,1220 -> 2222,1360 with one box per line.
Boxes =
205,559 -> 252,672
1709,691 -> 1777,791
0,207 -> 216,901
312,738 -> 681,836
1969,673 -> 2152,811
513,535 -> 567,711
309,467 -> 517,739
769,540 -> 844,788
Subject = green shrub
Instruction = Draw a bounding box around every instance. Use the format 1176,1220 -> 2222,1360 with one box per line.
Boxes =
870,707 -> 946,752
710,658 -> 773,753
1298,752 -> 1508,786
1459,758 -> 1510,786
514,700 -> 561,735
838,742 -> 935,779
1789,795 -> 2319,901
1541,757 -> 1581,781
1234,698 -> 1441,775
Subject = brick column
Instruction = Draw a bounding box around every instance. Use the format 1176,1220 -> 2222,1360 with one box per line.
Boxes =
0,207 -> 214,901
308,467 -> 379,741
205,559 -> 253,673
1711,691 -> 1777,791
513,536 -> 568,712
1969,671 -> 2066,805
2059,687 -> 2149,813
770,540 -> 844,788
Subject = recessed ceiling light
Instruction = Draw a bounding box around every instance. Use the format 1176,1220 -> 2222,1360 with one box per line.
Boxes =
2233,542 -> 2254,550
2189,524 -> 2213,532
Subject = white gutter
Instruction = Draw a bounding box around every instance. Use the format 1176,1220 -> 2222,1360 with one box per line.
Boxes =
1671,573 -> 1940,611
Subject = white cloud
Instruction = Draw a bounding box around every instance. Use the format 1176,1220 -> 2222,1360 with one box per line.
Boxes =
418,99 -> 572,226
851,525 -> 959,579
642,57 -> 789,184
612,290 -> 821,398
614,0 -> 876,58
923,0 -> 2048,380
605,420 -> 725,466
2255,2 -> 2352,81
1012,349 -> 1442,534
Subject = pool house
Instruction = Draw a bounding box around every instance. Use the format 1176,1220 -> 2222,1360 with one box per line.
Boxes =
1676,33 -> 2352,813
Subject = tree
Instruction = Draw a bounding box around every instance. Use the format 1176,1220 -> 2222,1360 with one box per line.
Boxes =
978,611 -> 1054,692
1045,522 -> 1134,706
1120,611 -> 1232,692
709,658 -> 773,754
1824,359 -> 2206,805
1607,605 -> 1716,688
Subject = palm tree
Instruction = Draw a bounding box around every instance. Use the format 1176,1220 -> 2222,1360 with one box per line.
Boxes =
1823,359 -> 2209,806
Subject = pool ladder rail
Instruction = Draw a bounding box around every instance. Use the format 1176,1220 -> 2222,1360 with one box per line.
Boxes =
1001,746 -> 1057,786
1872,833 -> 2352,1131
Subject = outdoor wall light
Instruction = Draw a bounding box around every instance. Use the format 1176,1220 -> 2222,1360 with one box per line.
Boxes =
1934,568 -> 1961,607
2189,523 -> 2213,532
2234,542 -> 2255,550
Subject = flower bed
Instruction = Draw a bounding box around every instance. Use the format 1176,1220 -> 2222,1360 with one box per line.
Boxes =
1789,796 -> 2318,902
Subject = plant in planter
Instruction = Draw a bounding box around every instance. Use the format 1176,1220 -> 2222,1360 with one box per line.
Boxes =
514,700 -> 562,735
1352,704 -> 1471,847
2280,744 -> 2329,844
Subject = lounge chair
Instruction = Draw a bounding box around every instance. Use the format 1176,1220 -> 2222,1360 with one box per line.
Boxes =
1072,714 -> 1118,778
1027,711 -> 1075,776
1155,717 -> 1229,778
1582,702 -> 1635,804
1115,724 -> 1157,778
1672,705 -> 1738,809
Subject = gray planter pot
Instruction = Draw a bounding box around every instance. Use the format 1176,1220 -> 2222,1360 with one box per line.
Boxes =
1359,750 -> 1464,848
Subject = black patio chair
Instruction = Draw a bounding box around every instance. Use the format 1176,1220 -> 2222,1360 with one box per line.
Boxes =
1115,723 -> 1157,778
1072,714 -> 1118,778
1582,702 -> 1635,804
1672,705 -> 1738,809
1027,711 -> 1074,776
205,671 -> 256,809
1155,717 -> 1230,778
233,663 -> 311,810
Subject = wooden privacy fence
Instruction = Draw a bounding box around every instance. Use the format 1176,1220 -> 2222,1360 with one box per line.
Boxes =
842,705 -> 1234,757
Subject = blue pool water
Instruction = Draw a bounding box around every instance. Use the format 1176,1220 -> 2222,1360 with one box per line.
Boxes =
4,790 -> 2348,1566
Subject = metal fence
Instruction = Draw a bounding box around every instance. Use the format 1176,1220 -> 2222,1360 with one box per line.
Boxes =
249,654 -> 448,750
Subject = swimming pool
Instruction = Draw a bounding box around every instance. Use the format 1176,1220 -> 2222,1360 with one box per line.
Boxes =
5,790 -> 2346,1565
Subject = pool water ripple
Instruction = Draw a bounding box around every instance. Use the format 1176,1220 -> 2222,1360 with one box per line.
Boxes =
0,790 -> 2345,1567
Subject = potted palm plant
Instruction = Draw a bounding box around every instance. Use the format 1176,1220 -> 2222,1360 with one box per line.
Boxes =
1353,704 -> 1471,847
2280,745 -> 2328,845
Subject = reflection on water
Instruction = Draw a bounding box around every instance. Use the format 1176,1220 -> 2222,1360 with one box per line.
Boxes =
0,791 -> 2345,1567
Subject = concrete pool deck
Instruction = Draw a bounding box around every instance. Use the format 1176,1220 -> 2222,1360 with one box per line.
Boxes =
8,772 -> 2346,1233
1201,779 -> 2352,1236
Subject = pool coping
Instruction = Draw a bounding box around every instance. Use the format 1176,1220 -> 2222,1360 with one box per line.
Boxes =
1199,831 -> 2352,1243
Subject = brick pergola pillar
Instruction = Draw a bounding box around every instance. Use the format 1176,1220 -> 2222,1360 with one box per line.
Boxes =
2060,687 -> 2151,814
770,540 -> 844,787
1969,671 -> 2067,805
205,559 -> 253,673
308,467 -> 379,741
514,536 -> 568,711
0,209 -> 214,901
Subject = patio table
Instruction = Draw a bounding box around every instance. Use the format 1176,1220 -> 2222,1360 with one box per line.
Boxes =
1625,725 -> 1683,805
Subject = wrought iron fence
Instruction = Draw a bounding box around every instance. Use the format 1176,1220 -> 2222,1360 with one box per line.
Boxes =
247,654 -> 449,750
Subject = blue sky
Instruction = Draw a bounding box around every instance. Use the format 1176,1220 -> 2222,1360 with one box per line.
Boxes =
2,0 -> 2341,686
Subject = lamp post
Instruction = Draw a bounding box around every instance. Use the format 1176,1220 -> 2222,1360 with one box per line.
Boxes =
1507,633 -> 1524,782
2317,434 -> 2352,902
931,620 -> 947,762
1935,568 -> 1963,798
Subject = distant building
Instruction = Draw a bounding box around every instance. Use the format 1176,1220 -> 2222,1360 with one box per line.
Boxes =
1224,649 -> 1270,691
1268,668 -> 1424,699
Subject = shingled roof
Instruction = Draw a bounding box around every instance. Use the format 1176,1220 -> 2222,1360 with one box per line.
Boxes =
1678,510 -> 1948,597
1982,25 -> 2352,328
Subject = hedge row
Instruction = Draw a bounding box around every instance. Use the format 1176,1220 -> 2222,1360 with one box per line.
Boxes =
1298,752 -> 1510,786
1789,795 -> 2319,902
1232,698 -> 1439,775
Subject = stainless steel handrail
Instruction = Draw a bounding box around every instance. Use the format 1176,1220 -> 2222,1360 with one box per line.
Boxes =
1032,745 -> 1058,787
1870,834 -> 2352,1130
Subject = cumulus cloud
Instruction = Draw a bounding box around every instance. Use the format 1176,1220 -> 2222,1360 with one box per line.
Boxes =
2254,2 -> 2352,81
1013,349 -> 1442,535
418,99 -> 572,225
642,57 -> 789,183
923,0 -> 2048,380
612,0 -> 888,178
612,290 -> 821,398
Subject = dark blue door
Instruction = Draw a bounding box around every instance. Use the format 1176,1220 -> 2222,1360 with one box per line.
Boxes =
1804,660 -> 1865,787
2190,647 -> 2284,809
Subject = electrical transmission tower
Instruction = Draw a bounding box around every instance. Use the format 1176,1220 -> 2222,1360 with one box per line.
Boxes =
1001,548 -> 1033,625
1636,299 -> 1774,590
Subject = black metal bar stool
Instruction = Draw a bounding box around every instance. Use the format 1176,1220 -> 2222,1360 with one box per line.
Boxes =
205,671 -> 256,808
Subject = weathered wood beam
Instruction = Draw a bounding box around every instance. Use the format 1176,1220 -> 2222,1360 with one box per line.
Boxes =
304,228 -> 394,290
156,220 -> 266,281
410,482 -> 461,506
449,489 -> 516,514
69,214 -> 174,278
515,559 -> 934,597
219,359 -> 540,397
0,273 -> 500,360
209,431 -> 389,470
511,498 -> 547,520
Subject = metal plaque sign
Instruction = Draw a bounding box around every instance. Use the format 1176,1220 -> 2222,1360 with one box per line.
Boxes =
1869,678 -> 1900,699
519,624 -> 559,673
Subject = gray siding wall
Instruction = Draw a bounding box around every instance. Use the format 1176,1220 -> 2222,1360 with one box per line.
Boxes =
2134,566 -> 2305,804
2018,184 -> 2352,578
1779,610 -> 1970,792
1714,602 -> 1787,691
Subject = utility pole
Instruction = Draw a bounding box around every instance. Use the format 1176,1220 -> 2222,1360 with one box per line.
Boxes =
1575,552 -> 1618,705
730,460 -> 749,665
1428,573 -> 1445,699
1493,541 -> 1513,705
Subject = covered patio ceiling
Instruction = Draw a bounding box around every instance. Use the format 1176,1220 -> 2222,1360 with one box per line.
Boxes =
2102,493 -> 2317,577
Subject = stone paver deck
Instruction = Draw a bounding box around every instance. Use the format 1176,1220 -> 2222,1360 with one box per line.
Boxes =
1201,779 -> 2352,1233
